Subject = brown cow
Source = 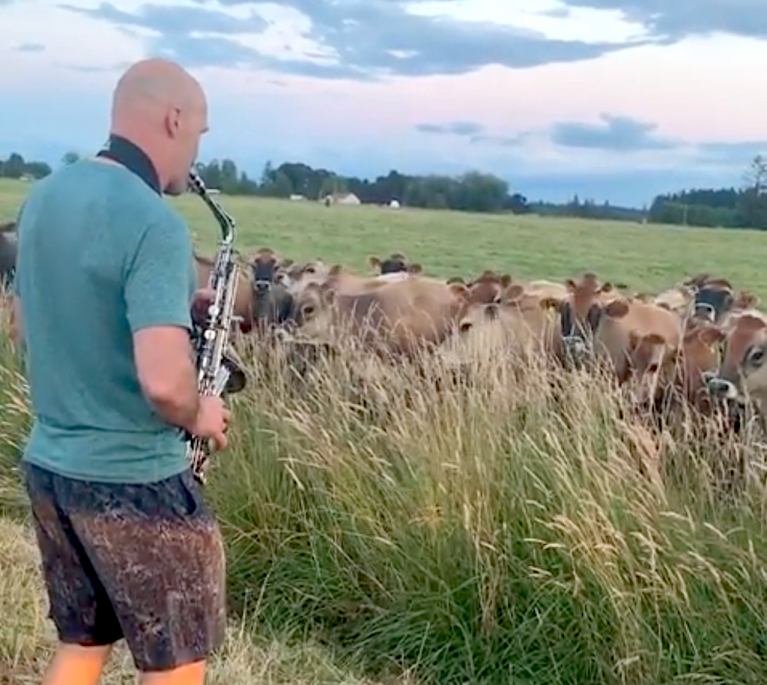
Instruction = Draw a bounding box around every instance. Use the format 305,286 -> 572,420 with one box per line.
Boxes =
282,259 -> 332,297
658,322 -> 726,411
540,272 -> 620,365
369,252 -> 422,279
246,248 -> 296,329
682,273 -> 757,325
453,283 -> 560,358
294,275 -> 470,357
652,283 -> 696,318
592,298 -> 683,406
706,310 -> 767,410
194,252 -> 254,332
462,270 -> 514,305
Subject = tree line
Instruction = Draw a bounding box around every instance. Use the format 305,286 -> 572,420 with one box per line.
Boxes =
647,155 -> 767,230
189,158 -> 646,220
2,149 -> 766,228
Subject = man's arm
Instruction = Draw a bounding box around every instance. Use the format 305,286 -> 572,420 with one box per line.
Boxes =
125,219 -> 200,433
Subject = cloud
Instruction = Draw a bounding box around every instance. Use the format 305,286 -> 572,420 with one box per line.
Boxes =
550,113 -> 678,151
415,121 -> 485,136
59,0 -> 655,80
557,0 -> 767,41
13,42 -> 45,53
697,141 -> 767,164
415,120 -> 525,147
60,2 -> 267,36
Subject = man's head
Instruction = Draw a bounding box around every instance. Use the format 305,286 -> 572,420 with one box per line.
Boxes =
109,58 -> 208,195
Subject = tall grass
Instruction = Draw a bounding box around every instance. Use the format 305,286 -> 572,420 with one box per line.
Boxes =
1,300 -> 767,684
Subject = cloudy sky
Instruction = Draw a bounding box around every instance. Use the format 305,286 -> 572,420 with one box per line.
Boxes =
1,0 -> 766,206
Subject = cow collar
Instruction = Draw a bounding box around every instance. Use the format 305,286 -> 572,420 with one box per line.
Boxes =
96,134 -> 162,196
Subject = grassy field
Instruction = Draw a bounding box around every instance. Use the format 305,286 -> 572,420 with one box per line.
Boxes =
3,177 -> 767,298
2,176 -> 767,684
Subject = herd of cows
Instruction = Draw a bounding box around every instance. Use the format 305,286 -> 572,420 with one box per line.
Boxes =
199,245 -> 767,425
2,217 -> 767,427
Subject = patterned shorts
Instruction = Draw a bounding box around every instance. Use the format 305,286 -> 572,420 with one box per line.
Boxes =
21,461 -> 227,673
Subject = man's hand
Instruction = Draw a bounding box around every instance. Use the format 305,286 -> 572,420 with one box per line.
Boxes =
191,288 -> 216,327
189,395 -> 231,451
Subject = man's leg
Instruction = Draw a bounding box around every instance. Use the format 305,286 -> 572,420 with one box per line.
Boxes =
42,644 -> 113,685
140,660 -> 206,685
63,469 -> 227,683
21,462 -> 124,685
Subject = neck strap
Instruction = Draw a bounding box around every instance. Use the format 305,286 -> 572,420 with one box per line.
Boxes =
96,135 -> 162,195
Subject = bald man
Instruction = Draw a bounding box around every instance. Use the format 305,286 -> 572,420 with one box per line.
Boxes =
12,59 -> 230,685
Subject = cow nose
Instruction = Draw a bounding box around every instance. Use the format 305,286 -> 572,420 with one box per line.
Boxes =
706,377 -> 738,399
255,280 -> 271,293
694,303 -> 716,322
563,335 -> 587,354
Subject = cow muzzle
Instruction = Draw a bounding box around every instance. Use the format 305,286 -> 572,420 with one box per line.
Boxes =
254,280 -> 272,294
561,335 -> 591,369
705,376 -> 739,400
693,303 -> 716,323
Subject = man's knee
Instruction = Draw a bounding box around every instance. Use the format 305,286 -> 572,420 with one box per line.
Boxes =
139,658 -> 207,685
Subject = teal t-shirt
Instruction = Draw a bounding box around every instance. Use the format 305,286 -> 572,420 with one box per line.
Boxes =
14,159 -> 197,484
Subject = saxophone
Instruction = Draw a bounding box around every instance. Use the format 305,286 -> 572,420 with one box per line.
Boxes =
186,169 -> 246,484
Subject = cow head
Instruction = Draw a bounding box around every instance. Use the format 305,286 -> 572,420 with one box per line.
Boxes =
464,270 -> 513,307
662,323 -> 726,407
707,314 -> 767,403
282,259 -> 332,297
457,283 -> 525,333
248,248 -> 290,293
542,273 -> 613,364
690,277 -> 734,323
246,248 -> 295,329
369,252 -> 422,276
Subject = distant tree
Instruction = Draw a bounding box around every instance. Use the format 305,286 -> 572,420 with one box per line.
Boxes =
1,153 -> 25,179
743,154 -> 767,194
62,151 -> 80,165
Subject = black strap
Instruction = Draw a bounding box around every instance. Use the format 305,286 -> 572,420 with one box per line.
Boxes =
96,134 -> 162,195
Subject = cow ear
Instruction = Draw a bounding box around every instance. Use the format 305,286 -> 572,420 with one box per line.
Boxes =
500,274 -> 513,288
328,264 -> 343,277
503,284 -> 525,303
449,282 -> 470,300
600,282 -> 614,293
628,330 -> 641,350
604,299 -> 629,318
539,297 -> 562,312
408,263 -> 423,274
643,333 -> 666,346
368,256 -> 380,268
278,258 -> 294,269
321,287 -> 336,306
565,279 -> 576,291
698,325 -> 726,346
446,276 -> 465,285
735,290 -> 757,309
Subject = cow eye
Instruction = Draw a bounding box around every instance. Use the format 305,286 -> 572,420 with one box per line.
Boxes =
746,347 -> 764,367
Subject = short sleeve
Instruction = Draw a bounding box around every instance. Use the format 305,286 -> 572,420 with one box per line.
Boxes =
124,215 -> 194,333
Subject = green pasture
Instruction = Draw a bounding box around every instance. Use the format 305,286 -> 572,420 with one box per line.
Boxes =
2,178 -> 767,298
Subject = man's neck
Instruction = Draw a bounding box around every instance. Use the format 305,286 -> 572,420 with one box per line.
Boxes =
96,134 -> 162,195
